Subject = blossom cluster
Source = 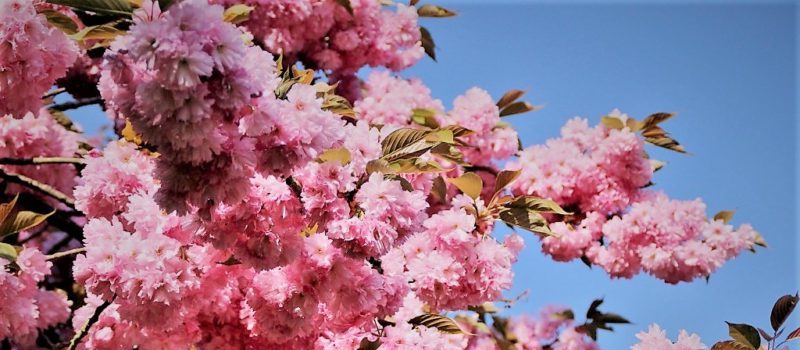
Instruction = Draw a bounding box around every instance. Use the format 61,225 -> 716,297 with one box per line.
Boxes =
508,116 -> 760,283
0,110 -> 81,201
1,247 -> 71,348
99,0 -> 278,213
211,0 -> 423,77
631,324 -> 707,350
0,0 -> 79,117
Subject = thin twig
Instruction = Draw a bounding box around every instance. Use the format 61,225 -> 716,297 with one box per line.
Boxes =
0,157 -> 84,166
50,97 -> 102,112
46,247 -> 86,261
67,296 -> 114,350
0,171 -> 76,210
42,88 -> 66,99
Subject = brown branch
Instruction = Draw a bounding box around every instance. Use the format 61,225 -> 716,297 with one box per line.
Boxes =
67,296 -> 114,350
0,157 -> 84,166
0,171 -> 76,210
46,247 -> 86,261
50,97 -> 102,112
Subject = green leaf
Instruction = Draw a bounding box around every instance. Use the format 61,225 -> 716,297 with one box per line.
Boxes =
0,242 -> 19,262
389,158 -> 446,174
499,101 -> 538,117
726,322 -> 760,349
334,0 -> 354,15
46,0 -> 132,16
223,4 -> 254,24
408,313 -> 468,334
770,294 -> 798,331
420,26 -> 436,61
448,172 -> 483,200
41,9 -> 79,35
0,210 -> 54,237
713,210 -> 736,224
417,4 -> 456,17
496,89 -> 526,109
318,147 -> 351,165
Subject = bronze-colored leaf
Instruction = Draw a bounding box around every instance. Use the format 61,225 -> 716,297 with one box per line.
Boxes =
600,116 -> 625,130
440,125 -> 474,138
641,125 -> 686,153
381,128 -> 430,158
430,176 -> 447,203
121,119 -> 142,145
408,313 -> 467,334
321,94 -> 355,118
366,159 -> 394,175
448,172 -> 483,200
41,9 -> 79,35
770,294 -> 799,331
389,158 -> 446,174
756,327 -> 773,342
753,232 -> 767,248
0,242 -> 19,262
410,108 -> 440,128
713,210 -> 735,224
0,194 -> 19,226
506,196 -> 571,215
551,309 -> 575,321
417,4 -> 456,17
710,341 -> 753,350
786,327 -> 800,341
641,112 -> 676,129
47,0 -> 132,16
499,101 -> 538,117
498,207 -> 553,236
650,159 -> 666,172
318,148 -> 351,165
223,4 -> 254,24
496,89 -> 526,109
420,26 -> 436,61
70,23 -> 126,43
0,210 -> 54,237
493,170 -> 521,199
726,322 -> 760,349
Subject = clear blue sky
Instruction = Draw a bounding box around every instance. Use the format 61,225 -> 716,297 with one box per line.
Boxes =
401,1 -> 798,348
67,1 -> 798,348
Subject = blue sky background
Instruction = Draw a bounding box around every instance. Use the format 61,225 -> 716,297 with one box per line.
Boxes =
400,0 -> 798,348
65,1 -> 798,348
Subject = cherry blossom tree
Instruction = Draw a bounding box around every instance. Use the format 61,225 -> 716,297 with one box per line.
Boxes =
0,0 -> 773,349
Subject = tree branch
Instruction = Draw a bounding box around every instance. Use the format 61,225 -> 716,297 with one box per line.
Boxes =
50,97 -> 102,112
46,247 -> 86,261
0,171 -> 76,210
67,296 -> 114,350
0,157 -> 84,166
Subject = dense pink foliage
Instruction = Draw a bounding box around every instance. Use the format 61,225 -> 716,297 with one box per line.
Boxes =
508,116 -> 760,283
0,0 -> 78,117
1,247 -> 71,347
0,0 -> 765,348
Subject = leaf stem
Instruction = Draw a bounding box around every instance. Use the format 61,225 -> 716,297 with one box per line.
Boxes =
46,247 -> 86,260
42,88 -> 66,99
0,171 -> 76,210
